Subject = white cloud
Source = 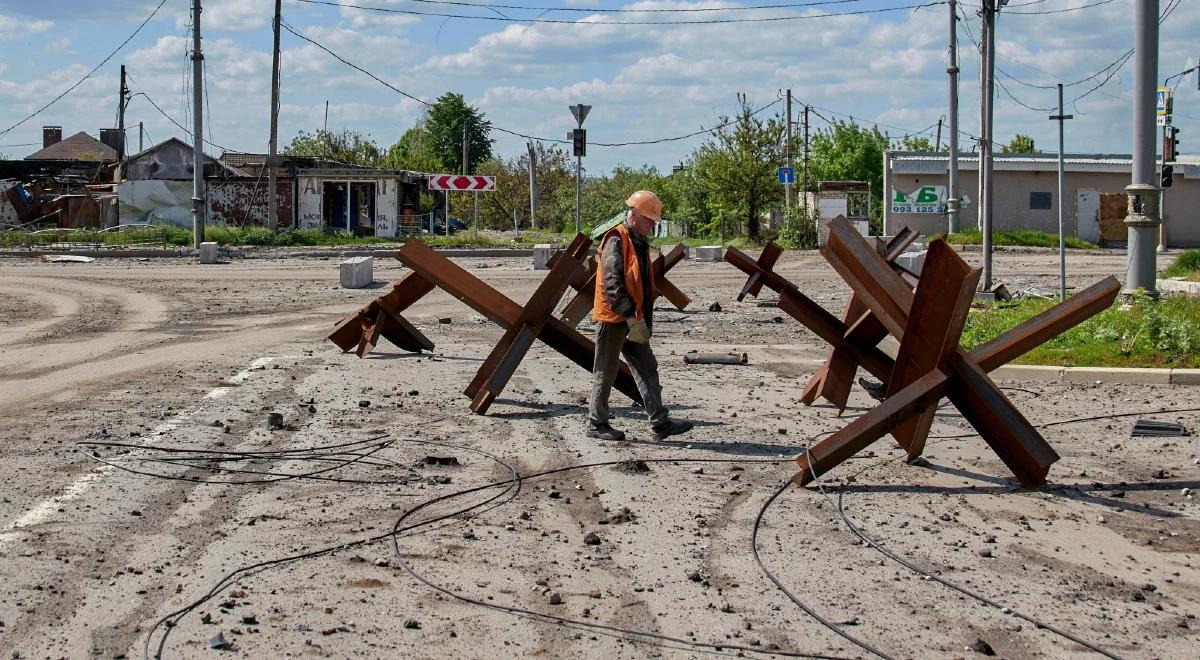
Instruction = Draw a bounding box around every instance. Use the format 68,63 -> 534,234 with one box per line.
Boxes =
175,0 -> 273,32
0,12 -> 51,39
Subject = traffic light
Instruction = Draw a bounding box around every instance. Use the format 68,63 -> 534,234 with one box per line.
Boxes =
1163,127 -> 1180,162
572,128 -> 586,157
1162,164 -> 1174,188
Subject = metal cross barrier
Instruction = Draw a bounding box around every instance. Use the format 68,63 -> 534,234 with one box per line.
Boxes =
726,216 -> 1119,488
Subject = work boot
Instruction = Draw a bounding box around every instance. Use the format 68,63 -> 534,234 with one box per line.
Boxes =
586,423 -> 626,442
652,419 -> 694,441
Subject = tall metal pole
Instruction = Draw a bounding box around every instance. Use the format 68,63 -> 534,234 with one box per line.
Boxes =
574,155 -> 581,234
979,0 -> 996,291
138,121 -> 144,152
1050,84 -> 1073,302
935,117 -> 943,151
190,0 -> 205,249
785,89 -> 793,211
117,65 -> 127,163
267,0 -> 281,231
530,141 -> 540,231
1157,124 -> 1166,252
802,105 -> 810,224
947,0 -> 961,233
1125,0 -> 1160,294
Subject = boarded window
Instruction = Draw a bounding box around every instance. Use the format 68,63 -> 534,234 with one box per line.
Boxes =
1030,192 -> 1053,210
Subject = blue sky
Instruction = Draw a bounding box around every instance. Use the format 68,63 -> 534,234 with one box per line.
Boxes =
0,0 -> 1196,174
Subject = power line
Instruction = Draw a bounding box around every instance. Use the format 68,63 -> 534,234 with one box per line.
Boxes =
283,19 -> 788,149
310,0 -> 875,13
0,0 -> 169,140
1005,0 -> 1119,14
125,73 -> 243,154
297,0 -> 947,25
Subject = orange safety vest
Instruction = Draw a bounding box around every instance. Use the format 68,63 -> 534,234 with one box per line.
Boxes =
593,223 -> 654,324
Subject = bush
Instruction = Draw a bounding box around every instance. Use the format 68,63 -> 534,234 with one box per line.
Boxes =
1162,249 -> 1200,279
778,207 -> 818,249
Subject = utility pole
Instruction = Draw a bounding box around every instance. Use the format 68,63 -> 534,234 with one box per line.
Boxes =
1049,83 -> 1073,301
947,0 -> 961,233
935,117 -> 943,151
138,121 -> 144,152
530,139 -> 540,230
978,0 -> 997,292
190,0 -> 205,249
117,65 -> 128,164
324,100 -> 329,133
463,122 -> 477,234
802,105 -> 810,225
785,89 -> 793,211
1125,0 -> 1160,295
267,0 -> 281,231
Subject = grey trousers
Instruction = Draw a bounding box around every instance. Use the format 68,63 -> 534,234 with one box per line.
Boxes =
588,322 -> 670,428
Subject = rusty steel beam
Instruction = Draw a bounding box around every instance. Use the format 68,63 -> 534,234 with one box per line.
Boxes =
886,241 -> 981,459
467,234 -> 590,414
786,216 -> 1117,488
396,238 -> 645,407
328,271 -> 436,357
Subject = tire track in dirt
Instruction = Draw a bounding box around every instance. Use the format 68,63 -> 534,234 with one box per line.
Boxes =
0,279 -> 81,346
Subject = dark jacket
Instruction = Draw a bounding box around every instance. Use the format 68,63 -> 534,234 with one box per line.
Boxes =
600,224 -> 653,327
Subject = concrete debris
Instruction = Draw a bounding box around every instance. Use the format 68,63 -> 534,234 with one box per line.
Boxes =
968,638 -> 996,655
209,631 -> 233,650
40,254 -> 94,263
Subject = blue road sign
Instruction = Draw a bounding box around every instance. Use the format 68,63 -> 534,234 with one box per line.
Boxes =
778,166 -> 795,184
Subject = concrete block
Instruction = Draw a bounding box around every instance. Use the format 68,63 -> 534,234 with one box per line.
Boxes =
198,241 -> 218,264
339,256 -> 374,289
1170,369 -> 1200,385
895,249 -> 926,276
533,244 -> 555,270
696,245 -> 723,262
1159,278 -> 1200,297
1062,366 -> 1171,385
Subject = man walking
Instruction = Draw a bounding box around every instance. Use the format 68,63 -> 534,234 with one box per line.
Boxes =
587,190 -> 693,442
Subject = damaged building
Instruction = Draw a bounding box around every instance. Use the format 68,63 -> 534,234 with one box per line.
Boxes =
0,126 -> 120,229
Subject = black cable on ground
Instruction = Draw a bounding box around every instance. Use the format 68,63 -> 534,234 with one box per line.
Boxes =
389,455 -> 856,659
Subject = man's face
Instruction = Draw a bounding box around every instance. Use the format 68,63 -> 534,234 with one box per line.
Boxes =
628,210 -> 655,236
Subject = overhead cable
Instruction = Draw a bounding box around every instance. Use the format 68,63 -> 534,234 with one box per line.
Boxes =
296,0 -> 948,25
0,0 -> 170,139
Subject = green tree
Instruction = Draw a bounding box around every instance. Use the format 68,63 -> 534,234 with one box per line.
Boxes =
283,128 -> 383,167
382,121 -> 444,173
897,135 -> 936,151
425,93 -> 494,174
691,94 -> 784,241
1001,133 -> 1037,153
808,119 -> 890,223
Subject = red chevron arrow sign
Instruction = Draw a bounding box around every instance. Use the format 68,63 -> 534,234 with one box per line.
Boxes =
426,174 -> 496,191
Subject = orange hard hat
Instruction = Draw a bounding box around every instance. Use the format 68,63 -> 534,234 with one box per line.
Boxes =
625,190 -> 663,221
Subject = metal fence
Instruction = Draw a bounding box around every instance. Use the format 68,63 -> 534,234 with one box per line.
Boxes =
1,224 -> 170,251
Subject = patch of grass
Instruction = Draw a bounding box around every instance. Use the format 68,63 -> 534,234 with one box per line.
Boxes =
647,235 -> 761,250
942,227 -> 1097,249
1161,249 -> 1200,281
961,293 -> 1200,368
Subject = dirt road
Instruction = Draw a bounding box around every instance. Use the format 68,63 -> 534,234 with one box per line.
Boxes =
0,247 -> 1196,659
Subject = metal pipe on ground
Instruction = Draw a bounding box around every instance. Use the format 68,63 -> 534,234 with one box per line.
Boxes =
683,352 -> 748,365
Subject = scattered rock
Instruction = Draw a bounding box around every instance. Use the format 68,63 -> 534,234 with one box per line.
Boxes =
601,508 -> 637,525
358,400 -> 371,408
708,302 -> 722,312
583,532 -> 601,545
548,592 -> 563,605
266,412 -> 284,429
438,317 -> 452,324
978,548 -> 993,558
422,456 -> 460,466
404,618 -> 421,629
209,631 -> 233,650
241,615 -> 257,625
615,459 -> 652,474
968,638 -> 995,655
